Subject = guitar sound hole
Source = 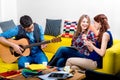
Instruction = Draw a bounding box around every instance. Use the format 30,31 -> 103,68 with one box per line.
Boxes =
14,52 -> 20,57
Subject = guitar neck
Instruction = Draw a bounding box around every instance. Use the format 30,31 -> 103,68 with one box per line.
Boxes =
24,40 -> 51,49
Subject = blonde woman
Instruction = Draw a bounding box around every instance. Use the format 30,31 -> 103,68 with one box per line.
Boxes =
48,14 -> 96,67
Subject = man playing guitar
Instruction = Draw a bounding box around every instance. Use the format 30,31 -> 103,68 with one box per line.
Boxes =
0,15 -> 48,69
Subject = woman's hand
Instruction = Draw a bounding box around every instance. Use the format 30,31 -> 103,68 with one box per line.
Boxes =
82,34 -> 87,40
84,40 -> 93,47
84,40 -> 94,52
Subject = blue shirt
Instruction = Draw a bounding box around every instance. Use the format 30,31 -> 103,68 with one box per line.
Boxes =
0,25 -> 44,41
0,24 -> 45,55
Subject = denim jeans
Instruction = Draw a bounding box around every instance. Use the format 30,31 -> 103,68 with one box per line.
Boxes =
18,50 -> 48,69
54,46 -> 87,67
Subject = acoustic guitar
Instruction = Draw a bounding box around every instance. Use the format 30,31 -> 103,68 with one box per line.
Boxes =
0,37 -> 61,63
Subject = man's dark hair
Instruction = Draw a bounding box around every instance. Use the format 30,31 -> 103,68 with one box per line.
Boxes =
20,15 -> 33,28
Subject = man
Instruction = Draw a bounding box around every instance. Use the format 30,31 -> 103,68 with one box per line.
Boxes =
0,15 -> 48,69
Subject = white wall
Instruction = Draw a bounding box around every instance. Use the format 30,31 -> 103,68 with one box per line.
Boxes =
1,0 -> 120,39
0,0 -> 17,23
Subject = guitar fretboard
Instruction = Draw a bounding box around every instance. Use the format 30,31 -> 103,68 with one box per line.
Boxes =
24,40 -> 51,49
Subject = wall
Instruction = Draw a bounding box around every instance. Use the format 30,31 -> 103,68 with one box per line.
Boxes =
0,0 -> 120,39
0,0 -> 17,23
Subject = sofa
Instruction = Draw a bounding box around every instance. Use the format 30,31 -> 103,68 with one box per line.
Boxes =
43,35 -> 120,75
0,35 -> 120,74
0,19 -> 120,75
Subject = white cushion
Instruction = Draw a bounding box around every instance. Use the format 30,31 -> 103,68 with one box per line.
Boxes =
0,27 -> 3,33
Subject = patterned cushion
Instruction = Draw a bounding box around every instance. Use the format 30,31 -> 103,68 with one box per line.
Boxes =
61,20 -> 77,38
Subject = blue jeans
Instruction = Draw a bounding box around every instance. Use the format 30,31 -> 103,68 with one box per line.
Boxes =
54,46 -> 87,67
18,50 -> 48,69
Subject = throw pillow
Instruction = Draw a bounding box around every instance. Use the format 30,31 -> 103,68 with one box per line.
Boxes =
0,27 -> 3,33
0,20 -> 16,32
61,20 -> 77,38
89,25 -> 98,37
44,19 -> 62,36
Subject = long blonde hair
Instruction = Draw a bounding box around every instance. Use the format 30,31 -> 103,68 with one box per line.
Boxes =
74,14 -> 90,38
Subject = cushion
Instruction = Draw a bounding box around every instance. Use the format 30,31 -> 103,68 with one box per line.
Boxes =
0,20 -> 16,32
89,25 -> 98,37
0,27 -> 3,33
44,19 -> 62,36
61,20 -> 77,38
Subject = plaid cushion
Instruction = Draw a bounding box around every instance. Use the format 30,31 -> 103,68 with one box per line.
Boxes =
61,20 -> 77,38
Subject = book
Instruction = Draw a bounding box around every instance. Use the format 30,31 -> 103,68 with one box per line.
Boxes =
28,64 -> 47,70
0,70 -> 21,78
